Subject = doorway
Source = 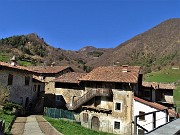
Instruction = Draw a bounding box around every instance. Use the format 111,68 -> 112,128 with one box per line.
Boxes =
37,85 -> 41,97
91,116 -> 100,131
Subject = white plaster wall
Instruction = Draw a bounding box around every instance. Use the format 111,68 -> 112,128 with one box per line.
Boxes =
134,99 -> 167,133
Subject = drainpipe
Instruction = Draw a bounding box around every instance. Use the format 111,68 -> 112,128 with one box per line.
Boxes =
129,83 -> 133,135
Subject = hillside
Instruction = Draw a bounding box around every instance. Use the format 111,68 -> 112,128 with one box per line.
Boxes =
0,18 -> 179,73
87,18 -> 180,73
0,33 -> 112,72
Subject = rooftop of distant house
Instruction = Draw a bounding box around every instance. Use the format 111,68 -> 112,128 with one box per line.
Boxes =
0,61 -> 35,73
134,96 -> 176,117
52,72 -> 87,84
29,66 -> 73,74
80,66 -> 141,83
142,82 -> 176,90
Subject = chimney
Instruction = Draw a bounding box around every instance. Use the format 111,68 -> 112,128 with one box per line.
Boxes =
10,56 -> 17,66
122,65 -> 128,72
51,62 -> 55,67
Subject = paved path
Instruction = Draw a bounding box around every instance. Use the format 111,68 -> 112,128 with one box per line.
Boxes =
23,115 -> 44,135
11,115 -> 63,135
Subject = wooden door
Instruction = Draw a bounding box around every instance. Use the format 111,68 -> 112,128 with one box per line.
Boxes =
91,116 -> 100,131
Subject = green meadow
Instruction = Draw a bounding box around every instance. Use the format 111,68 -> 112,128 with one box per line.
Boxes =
44,116 -> 113,135
144,68 -> 180,112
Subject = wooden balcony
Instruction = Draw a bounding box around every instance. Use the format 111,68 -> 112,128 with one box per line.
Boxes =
67,88 -> 112,110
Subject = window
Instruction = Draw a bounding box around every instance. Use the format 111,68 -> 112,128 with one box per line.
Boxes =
115,102 -> 122,111
144,90 -> 151,98
114,121 -> 120,129
8,74 -> 13,85
83,113 -> 88,123
139,111 -> 145,120
25,76 -> 30,85
33,85 -> 36,92
56,95 -> 61,101
138,129 -> 144,135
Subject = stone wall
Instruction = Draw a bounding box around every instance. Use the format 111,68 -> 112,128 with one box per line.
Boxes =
0,68 -> 37,107
55,88 -> 84,104
80,110 -> 132,135
80,82 -> 135,134
43,68 -> 73,107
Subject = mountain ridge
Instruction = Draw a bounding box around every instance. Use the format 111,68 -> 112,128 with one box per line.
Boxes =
0,18 -> 179,73
87,18 -> 180,73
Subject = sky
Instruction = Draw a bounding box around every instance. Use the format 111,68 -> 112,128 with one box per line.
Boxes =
0,0 -> 179,50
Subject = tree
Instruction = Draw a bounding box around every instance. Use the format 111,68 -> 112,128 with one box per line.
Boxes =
0,82 -> 10,105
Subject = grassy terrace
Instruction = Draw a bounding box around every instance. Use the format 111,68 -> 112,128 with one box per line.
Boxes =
144,68 -> 180,83
44,116 -> 113,135
144,68 -> 180,112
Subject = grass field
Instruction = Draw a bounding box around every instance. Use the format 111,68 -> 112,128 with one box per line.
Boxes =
0,53 -> 10,62
44,116 -> 113,135
144,68 -> 180,83
144,68 -> 180,112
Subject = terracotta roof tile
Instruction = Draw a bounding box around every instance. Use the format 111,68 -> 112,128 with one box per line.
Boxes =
0,61 -> 35,73
142,82 -> 175,90
134,96 -> 176,117
80,66 -> 141,83
52,72 -> 87,83
29,66 -> 72,74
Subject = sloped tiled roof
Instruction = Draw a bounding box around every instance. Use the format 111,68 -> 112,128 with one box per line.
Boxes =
134,96 -> 176,117
29,66 -> 72,74
52,72 -> 87,84
142,82 -> 175,90
80,66 -> 141,83
0,61 -> 35,73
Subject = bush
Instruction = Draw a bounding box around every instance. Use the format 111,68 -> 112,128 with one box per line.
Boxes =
3,102 -> 22,113
0,83 -> 9,104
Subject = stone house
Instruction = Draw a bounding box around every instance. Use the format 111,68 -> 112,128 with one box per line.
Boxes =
0,61 -> 38,108
138,82 -> 175,107
52,72 -> 87,109
54,65 -> 141,134
30,66 -> 74,108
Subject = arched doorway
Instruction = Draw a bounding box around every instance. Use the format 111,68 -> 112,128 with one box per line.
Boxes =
91,116 -> 100,131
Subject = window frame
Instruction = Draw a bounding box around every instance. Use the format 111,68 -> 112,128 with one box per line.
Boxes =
25,76 -> 30,86
33,85 -> 36,92
8,74 -> 13,85
114,121 -> 120,129
114,102 -> 122,111
139,111 -> 145,120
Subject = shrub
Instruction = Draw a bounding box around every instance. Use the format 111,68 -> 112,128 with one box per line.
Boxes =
3,102 -> 22,114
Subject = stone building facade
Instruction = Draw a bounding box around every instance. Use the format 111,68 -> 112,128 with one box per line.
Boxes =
53,72 -> 87,108
138,82 -> 175,107
30,66 -> 74,108
0,61 -> 38,107
53,65 -> 141,134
